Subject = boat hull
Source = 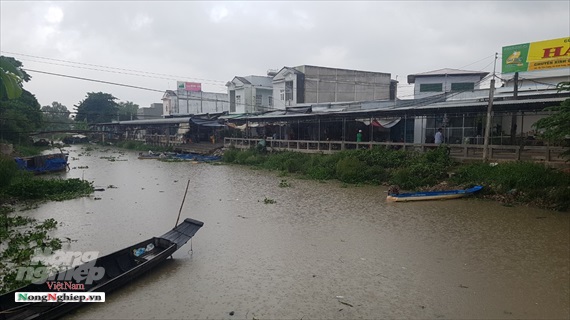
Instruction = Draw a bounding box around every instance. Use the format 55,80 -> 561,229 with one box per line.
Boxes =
0,218 -> 203,320
386,185 -> 483,202
14,153 -> 68,174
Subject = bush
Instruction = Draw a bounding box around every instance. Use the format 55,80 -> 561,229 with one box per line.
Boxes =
0,155 -> 18,190
336,157 -> 367,183
451,161 -> 569,192
387,147 -> 454,189
390,163 -> 441,189
353,147 -> 410,168
305,154 -> 337,180
365,165 -> 389,185
451,161 -> 570,211
222,147 -> 239,163
6,178 -> 93,201
235,149 -> 258,165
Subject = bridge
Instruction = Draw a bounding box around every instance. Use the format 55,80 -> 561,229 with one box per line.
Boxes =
30,130 -> 118,136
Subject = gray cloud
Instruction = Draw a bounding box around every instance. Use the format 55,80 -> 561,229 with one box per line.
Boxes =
1,1 -> 568,110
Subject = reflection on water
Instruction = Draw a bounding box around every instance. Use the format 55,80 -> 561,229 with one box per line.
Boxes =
18,146 -> 569,319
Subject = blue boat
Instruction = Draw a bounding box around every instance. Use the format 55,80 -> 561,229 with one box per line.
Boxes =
138,152 -> 221,162
14,153 -> 69,174
386,185 -> 483,202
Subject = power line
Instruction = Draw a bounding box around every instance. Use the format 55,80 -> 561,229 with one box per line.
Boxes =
19,59 -> 497,115
2,51 -> 228,85
23,69 -> 165,93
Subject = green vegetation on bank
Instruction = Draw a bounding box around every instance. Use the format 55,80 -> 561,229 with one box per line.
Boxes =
0,154 -> 94,294
0,155 -> 94,202
450,162 -> 570,211
0,212 -> 62,293
223,146 -> 570,211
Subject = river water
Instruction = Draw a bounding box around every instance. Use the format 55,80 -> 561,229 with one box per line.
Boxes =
17,146 -> 570,319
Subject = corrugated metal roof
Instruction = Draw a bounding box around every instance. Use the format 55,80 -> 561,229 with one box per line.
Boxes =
408,68 -> 489,83
101,117 -> 191,125
234,95 -> 567,121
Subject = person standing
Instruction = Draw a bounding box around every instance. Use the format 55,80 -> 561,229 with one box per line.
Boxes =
434,128 -> 444,144
356,130 -> 363,143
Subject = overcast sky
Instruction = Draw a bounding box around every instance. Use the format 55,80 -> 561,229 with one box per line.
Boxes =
1,1 -> 569,112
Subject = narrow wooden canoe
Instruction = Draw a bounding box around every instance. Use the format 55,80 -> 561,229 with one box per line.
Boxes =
386,185 -> 483,202
0,218 -> 203,320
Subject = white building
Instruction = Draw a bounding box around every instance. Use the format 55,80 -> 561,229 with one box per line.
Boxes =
162,90 -> 229,117
407,68 -> 490,100
226,75 -> 273,114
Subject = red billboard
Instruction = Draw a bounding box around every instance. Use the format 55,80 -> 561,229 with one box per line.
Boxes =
177,81 -> 202,92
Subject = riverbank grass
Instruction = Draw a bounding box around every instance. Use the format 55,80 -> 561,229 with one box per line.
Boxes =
222,146 -> 570,211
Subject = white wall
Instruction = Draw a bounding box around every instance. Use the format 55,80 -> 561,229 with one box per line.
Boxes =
414,116 -> 427,143
162,95 -> 177,116
252,87 -> 273,113
167,91 -> 229,116
413,74 -> 484,99
298,65 -> 391,103
272,72 -> 298,109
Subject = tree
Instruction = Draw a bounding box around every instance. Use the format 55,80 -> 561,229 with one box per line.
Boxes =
117,101 -> 139,121
0,56 -> 31,100
533,82 -> 570,157
0,89 -> 43,142
41,101 -> 72,130
74,92 -> 119,124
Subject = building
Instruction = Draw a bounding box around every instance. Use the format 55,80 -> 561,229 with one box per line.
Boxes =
406,68 -> 490,143
226,75 -> 273,114
271,65 -> 395,109
137,103 -> 163,119
162,86 -> 229,117
407,68 -> 490,100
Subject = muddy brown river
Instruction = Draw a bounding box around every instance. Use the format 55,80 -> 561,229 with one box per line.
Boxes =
17,146 -> 570,319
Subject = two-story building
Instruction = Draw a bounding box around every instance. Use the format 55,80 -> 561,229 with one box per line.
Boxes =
271,65 -> 396,109
406,68 -> 490,143
226,75 -> 273,114
162,83 -> 229,117
407,68 -> 490,100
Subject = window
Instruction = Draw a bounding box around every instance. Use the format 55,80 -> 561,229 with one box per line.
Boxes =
255,95 -> 262,107
236,95 -> 241,106
451,82 -> 475,91
269,96 -> 273,107
280,89 -> 285,101
285,81 -> 294,101
419,83 -> 443,92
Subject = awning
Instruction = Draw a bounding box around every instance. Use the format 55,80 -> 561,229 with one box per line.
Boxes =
377,118 -> 401,128
358,117 -> 400,128
190,117 -> 226,127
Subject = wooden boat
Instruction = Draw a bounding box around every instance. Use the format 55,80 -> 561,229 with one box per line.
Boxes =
0,218 -> 204,320
137,152 -> 221,162
14,153 -> 69,174
386,185 -> 483,202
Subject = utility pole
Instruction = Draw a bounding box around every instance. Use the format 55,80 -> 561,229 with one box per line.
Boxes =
510,72 -> 519,144
483,52 -> 498,161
